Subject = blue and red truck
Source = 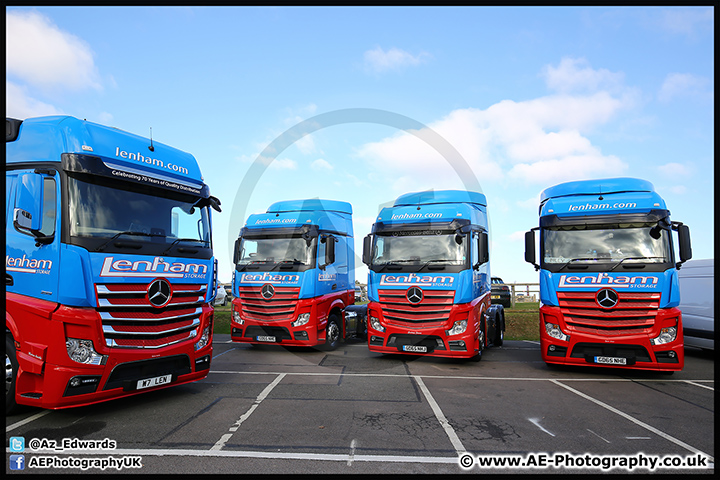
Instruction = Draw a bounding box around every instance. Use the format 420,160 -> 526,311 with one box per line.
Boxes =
230,199 -> 364,349
524,177 -> 692,371
6,116 -> 221,413
362,190 -> 504,360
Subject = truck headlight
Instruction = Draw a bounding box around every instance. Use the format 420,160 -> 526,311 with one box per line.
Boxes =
66,338 -> 107,365
292,313 -> 310,327
232,308 -> 244,325
370,316 -> 385,333
446,319 -> 467,336
650,327 -> 677,345
545,323 -> 570,342
195,326 -> 211,351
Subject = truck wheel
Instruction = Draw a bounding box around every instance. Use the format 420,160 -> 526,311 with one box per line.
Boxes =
323,314 -> 342,351
6,335 -> 20,415
493,313 -> 504,346
471,329 -> 484,362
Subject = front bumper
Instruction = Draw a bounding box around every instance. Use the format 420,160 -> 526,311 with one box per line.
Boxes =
367,328 -> 480,359
539,306 -> 684,372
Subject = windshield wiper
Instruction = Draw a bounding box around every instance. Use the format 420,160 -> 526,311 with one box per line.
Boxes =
374,259 -> 454,272
555,257 -> 599,270
418,259 -> 457,270
271,260 -> 306,270
95,231 -> 165,252
162,238 -> 210,256
608,256 -> 665,272
373,260 -> 414,272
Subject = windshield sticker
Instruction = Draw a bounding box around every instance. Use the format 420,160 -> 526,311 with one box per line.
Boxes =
390,230 -> 445,237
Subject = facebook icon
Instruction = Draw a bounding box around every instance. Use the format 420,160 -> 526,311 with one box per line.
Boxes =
10,454 -> 25,470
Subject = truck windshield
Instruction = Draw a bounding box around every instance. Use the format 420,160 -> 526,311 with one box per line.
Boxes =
66,175 -> 211,258
372,232 -> 466,267
236,236 -> 316,270
542,224 -> 671,270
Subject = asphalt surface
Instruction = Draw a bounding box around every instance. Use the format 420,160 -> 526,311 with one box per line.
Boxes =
6,336 -> 715,474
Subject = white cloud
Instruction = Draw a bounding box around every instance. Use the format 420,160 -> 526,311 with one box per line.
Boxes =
517,195 -> 541,211
656,7 -> 714,38
311,158 -> 333,171
658,162 -> 694,177
357,63 -> 630,188
658,73 -> 711,102
267,157 -> 298,170
6,81 -> 63,119
363,46 -> 431,73
508,153 -> 627,185
6,10 -> 102,91
541,57 -> 625,93
668,185 -> 687,195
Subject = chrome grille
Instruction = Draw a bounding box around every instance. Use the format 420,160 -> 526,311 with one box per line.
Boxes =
236,286 -> 300,322
558,291 -> 661,336
378,289 -> 454,327
96,283 -> 206,348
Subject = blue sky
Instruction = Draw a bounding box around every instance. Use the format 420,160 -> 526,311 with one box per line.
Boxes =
6,6 -> 714,285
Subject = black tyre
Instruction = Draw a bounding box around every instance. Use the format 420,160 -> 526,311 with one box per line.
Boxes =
6,335 -> 20,415
493,313 -> 504,346
471,328 -> 484,362
323,314 -> 342,351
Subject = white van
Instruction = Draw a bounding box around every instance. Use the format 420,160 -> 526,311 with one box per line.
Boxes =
677,259 -> 714,351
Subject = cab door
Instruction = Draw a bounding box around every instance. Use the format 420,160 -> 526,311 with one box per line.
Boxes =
5,170 -> 61,303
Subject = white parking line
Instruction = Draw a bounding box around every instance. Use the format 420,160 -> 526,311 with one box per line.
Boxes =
413,376 -> 466,455
23,447 -> 459,464
211,373 -> 286,451
528,417 -> 555,437
587,429 -> 611,443
347,438 -> 357,466
550,380 -> 714,462
5,410 -> 51,433
683,380 -> 714,391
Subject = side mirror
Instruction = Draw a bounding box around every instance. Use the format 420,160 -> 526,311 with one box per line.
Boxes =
321,235 -> 336,270
676,223 -> 692,265
525,230 -> 539,270
14,173 -> 43,233
209,195 -> 222,213
475,232 -> 489,267
362,235 -> 372,265
233,238 -> 241,265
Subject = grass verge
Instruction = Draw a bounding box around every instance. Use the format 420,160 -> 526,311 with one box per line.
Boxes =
502,301 -> 540,341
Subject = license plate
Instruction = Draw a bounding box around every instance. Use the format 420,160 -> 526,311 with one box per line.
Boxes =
594,356 -> 627,365
491,295 -> 500,299
136,374 -> 172,390
403,345 -> 427,353
256,335 -> 276,342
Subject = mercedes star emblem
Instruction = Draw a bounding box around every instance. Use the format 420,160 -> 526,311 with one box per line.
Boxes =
147,279 -> 171,307
596,288 -> 619,309
406,286 -> 424,304
261,283 -> 275,299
